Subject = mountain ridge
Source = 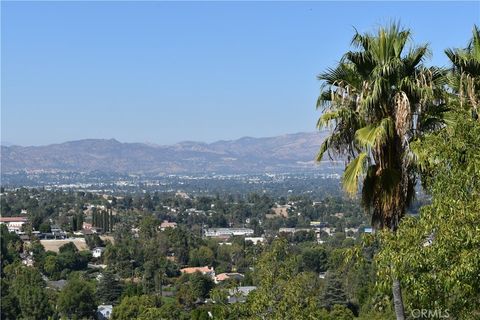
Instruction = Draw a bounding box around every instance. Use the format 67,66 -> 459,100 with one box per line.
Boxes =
1,131 -> 340,174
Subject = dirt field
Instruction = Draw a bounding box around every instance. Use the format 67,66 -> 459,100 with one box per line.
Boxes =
40,238 -> 89,253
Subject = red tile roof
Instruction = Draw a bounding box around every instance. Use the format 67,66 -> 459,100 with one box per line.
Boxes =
180,266 -> 214,274
0,217 -> 28,223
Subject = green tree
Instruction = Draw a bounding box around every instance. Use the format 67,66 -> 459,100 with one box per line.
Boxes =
96,270 -> 123,305
142,260 -> 164,294
0,224 -> 22,270
43,254 -> 60,278
176,272 -> 214,309
85,233 -> 105,250
299,246 -> 328,273
30,239 -> 47,271
135,308 -> 167,320
38,222 -> 52,233
136,303 -> 184,320
59,242 -> 78,254
328,304 -> 355,320
316,23 -> 446,319
53,242 -> 90,277
57,276 -> 96,319
377,110 -> 480,318
5,264 -> 52,319
1,277 -> 20,320
241,239 -> 327,319
320,272 -> 348,310
111,295 -> 160,320
188,246 -> 214,267
445,25 -> 480,117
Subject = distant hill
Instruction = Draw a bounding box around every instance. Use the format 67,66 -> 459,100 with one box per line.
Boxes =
0,132 -> 343,174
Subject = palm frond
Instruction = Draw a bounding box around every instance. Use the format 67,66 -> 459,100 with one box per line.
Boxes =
355,117 -> 394,148
361,165 -> 378,209
316,111 -> 339,129
342,152 -> 368,196
315,137 -> 331,162
316,91 -> 332,110
404,45 -> 429,73
351,28 -> 371,50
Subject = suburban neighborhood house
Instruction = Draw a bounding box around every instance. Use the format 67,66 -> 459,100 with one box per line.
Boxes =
227,286 -> 257,303
82,222 -> 93,230
92,247 -> 106,258
214,272 -> 244,284
180,266 -> 215,279
159,220 -> 177,231
0,216 -> 28,233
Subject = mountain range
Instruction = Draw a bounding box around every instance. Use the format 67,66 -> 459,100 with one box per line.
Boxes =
1,132 -> 342,174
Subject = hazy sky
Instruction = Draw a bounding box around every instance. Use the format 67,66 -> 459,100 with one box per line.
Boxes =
2,1 -> 479,146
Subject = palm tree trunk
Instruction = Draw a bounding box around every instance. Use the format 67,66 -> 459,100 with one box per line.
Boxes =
392,277 -> 405,320
391,217 -> 406,320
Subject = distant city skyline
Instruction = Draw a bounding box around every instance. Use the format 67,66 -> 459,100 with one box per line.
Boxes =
2,1 -> 479,146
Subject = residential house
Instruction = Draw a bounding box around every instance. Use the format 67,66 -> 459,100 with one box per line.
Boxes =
51,226 -> 67,239
334,212 -> 345,218
227,286 -> 257,303
0,217 -> 28,234
180,266 -> 215,279
82,222 -> 93,230
20,252 -> 34,267
159,220 -> 177,231
215,272 -> 244,284
92,247 -> 106,258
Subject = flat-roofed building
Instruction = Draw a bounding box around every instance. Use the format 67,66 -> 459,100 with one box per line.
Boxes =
204,228 -> 254,238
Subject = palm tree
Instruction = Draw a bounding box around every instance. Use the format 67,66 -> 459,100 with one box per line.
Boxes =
445,25 -> 480,119
315,23 -> 446,319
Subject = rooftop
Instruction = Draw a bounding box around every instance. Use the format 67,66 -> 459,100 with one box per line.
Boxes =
180,266 -> 214,274
0,217 -> 28,222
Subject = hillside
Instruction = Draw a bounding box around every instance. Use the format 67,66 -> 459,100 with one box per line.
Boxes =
0,132 -> 341,175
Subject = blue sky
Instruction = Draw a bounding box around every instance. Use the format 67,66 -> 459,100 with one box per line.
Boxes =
2,1 -> 479,146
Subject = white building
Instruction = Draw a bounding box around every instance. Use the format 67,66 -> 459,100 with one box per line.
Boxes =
204,228 -> 254,238
278,228 -> 311,234
0,217 -> 28,234
92,247 -> 106,258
